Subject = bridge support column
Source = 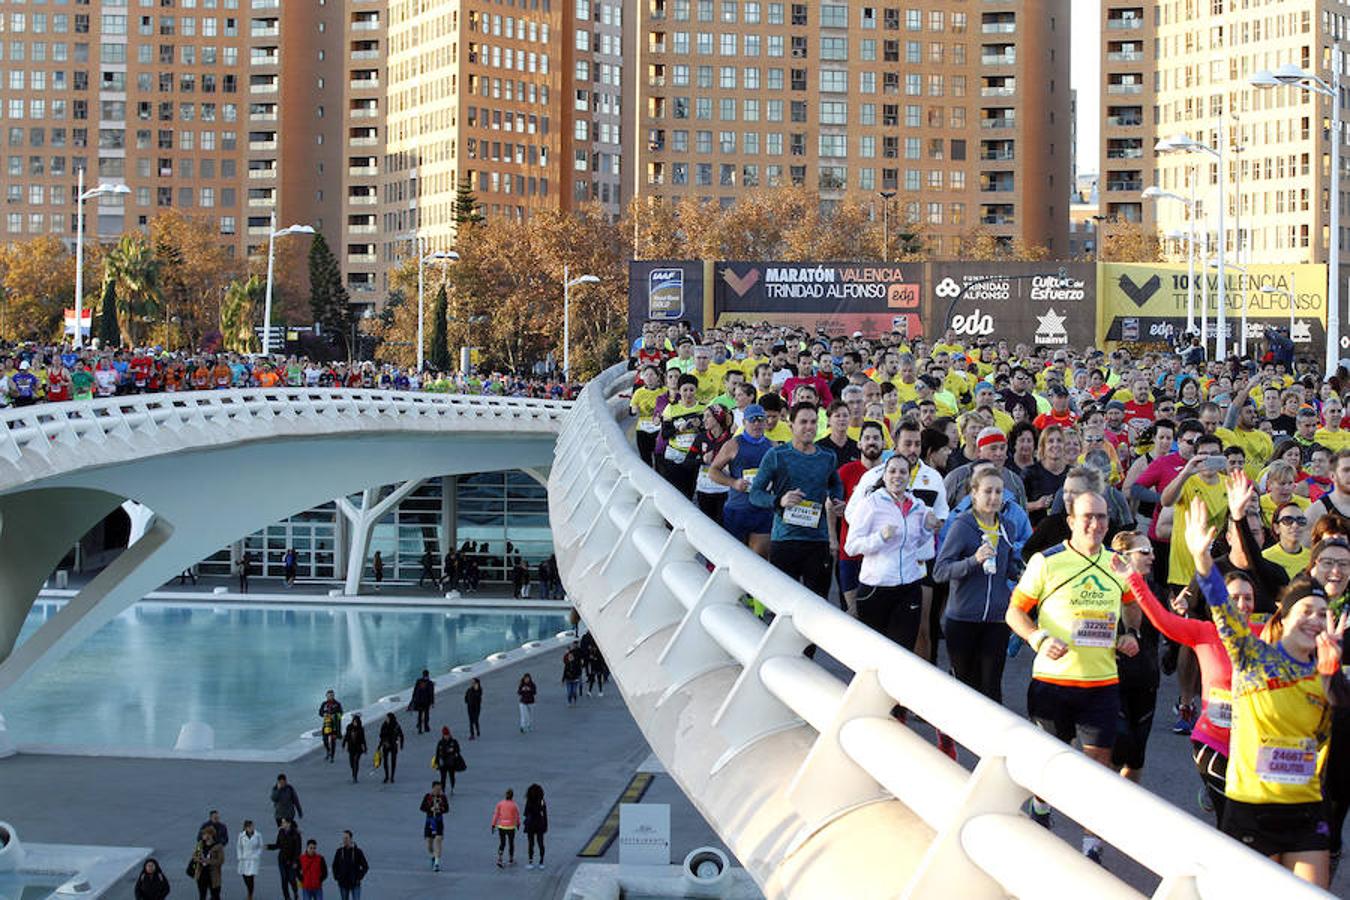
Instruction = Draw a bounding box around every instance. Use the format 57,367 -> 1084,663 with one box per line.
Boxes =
336,479 -> 424,595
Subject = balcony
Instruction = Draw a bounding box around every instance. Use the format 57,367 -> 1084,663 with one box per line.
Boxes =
351,18 -> 380,31
348,193 -> 378,205
1106,50 -> 1143,62
350,49 -> 379,60
982,84 -> 1016,97
249,82 -> 278,95
251,52 -> 278,66
348,165 -> 378,176
980,118 -> 1015,129
1107,147 -> 1144,159
981,52 -> 1016,66
1107,17 -> 1144,30
347,223 -> 377,234
980,215 -> 1015,226
349,135 -> 378,147
980,149 -> 1015,161
1105,114 -> 1142,127
247,195 -> 274,207
347,252 -> 377,264
248,168 -> 276,179
350,106 -> 378,118
1105,179 -> 1143,192
980,178 -> 1014,193
247,225 -> 271,236
350,78 -> 379,91
1106,83 -> 1143,94
250,26 -> 279,38
250,110 -> 278,122
248,140 -> 277,151
981,22 -> 1016,34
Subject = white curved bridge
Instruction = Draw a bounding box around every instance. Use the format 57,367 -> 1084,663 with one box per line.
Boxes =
548,364 -> 1328,900
0,388 -> 567,696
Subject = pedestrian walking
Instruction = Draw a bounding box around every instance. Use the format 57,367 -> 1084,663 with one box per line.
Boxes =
523,783 -> 549,869
198,810 -> 228,847
133,859 -> 170,900
236,819 -> 263,900
341,714 -> 367,783
266,818 -> 302,900
372,551 -> 383,591
331,831 -> 369,900
418,549 -> 435,588
190,826 -> 225,900
434,726 -> 464,792
464,678 -> 483,739
420,782 -> 449,872
298,840 -> 328,900
561,648 -> 583,706
411,669 -> 435,734
284,547 -> 297,587
319,689 -> 343,763
238,550 -> 252,594
517,674 -> 537,733
491,788 -> 520,868
378,712 -> 405,783
270,773 -> 303,825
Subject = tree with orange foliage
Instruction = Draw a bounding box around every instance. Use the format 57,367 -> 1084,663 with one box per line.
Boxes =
0,235 -> 77,342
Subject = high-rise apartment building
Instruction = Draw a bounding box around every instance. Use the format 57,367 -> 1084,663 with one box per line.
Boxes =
1145,1 -> 1341,269
1098,2 -> 1154,235
632,0 -> 1071,256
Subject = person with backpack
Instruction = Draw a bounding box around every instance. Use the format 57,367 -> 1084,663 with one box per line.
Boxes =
331,831 -> 368,900
410,670 -> 435,734
434,726 -> 464,793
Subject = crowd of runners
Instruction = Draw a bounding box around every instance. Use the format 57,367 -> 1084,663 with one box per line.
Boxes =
627,319 -> 1349,887
0,344 -> 578,405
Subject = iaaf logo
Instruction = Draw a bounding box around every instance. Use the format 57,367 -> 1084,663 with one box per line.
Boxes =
951,307 -> 995,336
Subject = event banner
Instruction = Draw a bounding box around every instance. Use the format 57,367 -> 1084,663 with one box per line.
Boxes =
626,260 -> 708,346
1096,263 -> 1328,349
712,261 -> 924,337
927,262 -> 1094,349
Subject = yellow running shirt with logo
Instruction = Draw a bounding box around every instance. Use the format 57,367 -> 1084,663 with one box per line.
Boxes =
1012,542 -> 1136,687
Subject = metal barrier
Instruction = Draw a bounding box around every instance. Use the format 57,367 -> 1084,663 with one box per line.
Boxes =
547,362 -> 1328,899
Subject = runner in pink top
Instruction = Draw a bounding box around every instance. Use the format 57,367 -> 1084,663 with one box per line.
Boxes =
491,788 -> 521,867
1119,564 -> 1262,824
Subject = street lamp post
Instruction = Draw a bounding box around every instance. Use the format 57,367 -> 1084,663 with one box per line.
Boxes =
1143,185 -> 1198,333
72,169 -> 130,348
562,266 -> 601,382
1252,63 -> 1342,376
1157,130 -> 1228,360
878,190 -> 896,262
263,211 -> 315,356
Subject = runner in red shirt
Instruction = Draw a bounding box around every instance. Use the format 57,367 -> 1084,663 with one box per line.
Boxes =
834,421 -> 886,615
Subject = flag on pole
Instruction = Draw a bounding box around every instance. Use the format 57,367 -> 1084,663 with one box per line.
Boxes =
63,308 -> 92,337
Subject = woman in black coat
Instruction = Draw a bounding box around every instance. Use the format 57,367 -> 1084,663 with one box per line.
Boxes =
341,713 -> 367,783
464,678 -> 483,739
523,783 -> 549,869
133,858 -> 171,900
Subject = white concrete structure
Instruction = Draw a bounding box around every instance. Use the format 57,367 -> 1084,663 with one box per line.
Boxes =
548,364 -> 1327,900
0,388 -> 567,699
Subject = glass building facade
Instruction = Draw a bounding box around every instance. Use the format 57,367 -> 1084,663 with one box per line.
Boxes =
196,470 -> 552,585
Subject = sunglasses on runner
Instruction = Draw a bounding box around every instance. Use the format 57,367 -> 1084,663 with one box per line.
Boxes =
1277,515 -> 1308,526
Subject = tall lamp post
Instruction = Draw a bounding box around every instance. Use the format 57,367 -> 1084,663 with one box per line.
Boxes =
1252,63 -> 1342,376
262,211 -> 315,356
878,190 -> 896,262
562,266 -> 600,382
1143,185 -> 1198,334
406,234 -> 460,371
72,171 -> 130,348
1157,130 -> 1228,361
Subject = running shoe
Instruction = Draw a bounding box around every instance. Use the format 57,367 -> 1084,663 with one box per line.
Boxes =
1197,786 -> 1214,814
1085,844 -> 1104,866
1170,701 -> 1195,735
1027,800 -> 1053,830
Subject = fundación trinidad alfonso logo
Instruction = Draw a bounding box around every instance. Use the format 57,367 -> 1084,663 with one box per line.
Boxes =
721,267 -> 760,296
934,277 -> 961,299
1118,273 -> 1162,308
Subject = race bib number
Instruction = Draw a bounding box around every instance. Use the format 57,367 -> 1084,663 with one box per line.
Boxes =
1255,738 -> 1318,785
1205,688 -> 1232,730
741,468 -> 758,483
637,417 -> 661,433
1071,610 -> 1117,648
671,433 -> 695,452
782,500 -> 822,529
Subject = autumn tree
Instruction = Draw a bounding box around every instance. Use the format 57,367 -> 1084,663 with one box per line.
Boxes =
220,275 -> 263,353
0,235 -> 76,341
150,210 -> 242,349
1099,223 -> 1164,263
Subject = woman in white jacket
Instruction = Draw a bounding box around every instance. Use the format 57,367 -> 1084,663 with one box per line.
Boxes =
236,818 -> 263,900
844,453 -> 939,652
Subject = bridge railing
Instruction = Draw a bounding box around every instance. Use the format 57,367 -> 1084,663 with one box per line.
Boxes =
549,362 -> 1327,900
0,388 -> 571,464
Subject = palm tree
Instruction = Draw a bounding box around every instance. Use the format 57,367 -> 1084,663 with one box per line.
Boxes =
220,276 -> 263,353
104,234 -> 162,346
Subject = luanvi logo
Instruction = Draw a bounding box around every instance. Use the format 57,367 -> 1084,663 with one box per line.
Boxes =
1118,273 -> 1161,307
721,267 -> 760,296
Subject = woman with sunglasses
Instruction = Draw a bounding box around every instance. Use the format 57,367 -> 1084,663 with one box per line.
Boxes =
1303,522 -> 1350,878
1263,501 -> 1311,581
1183,498 -> 1350,888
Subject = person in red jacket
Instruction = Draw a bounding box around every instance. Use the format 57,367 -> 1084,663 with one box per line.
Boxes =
298,840 -> 327,900
491,787 -> 521,868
